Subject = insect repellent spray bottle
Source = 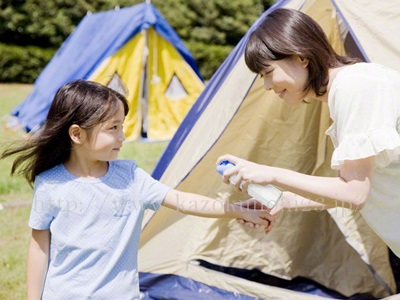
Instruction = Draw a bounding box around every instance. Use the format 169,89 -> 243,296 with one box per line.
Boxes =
216,160 -> 282,209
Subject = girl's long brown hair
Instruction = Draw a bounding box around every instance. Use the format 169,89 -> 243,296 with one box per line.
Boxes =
245,8 -> 361,96
1,80 -> 129,184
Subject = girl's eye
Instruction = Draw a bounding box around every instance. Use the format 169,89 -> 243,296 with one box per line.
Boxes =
259,74 -> 264,78
110,126 -> 117,130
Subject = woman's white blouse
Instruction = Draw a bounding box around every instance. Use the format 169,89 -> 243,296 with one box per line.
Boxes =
326,63 -> 400,257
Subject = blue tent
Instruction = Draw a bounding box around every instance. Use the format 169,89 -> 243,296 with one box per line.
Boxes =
12,3 -> 203,140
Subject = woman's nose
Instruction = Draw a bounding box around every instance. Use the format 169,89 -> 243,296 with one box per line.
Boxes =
263,78 -> 273,91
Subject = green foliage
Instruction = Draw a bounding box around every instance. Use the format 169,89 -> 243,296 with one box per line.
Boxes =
0,0 -> 276,82
186,41 -> 233,80
0,0 -> 91,47
0,0 -> 146,47
144,0 -> 275,47
0,43 -> 55,83
153,0 -> 275,78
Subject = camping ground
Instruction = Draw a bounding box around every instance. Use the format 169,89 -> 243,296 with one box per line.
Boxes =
0,84 -> 167,300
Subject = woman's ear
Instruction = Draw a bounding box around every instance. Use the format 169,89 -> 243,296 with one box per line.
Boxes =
298,56 -> 309,68
69,125 -> 86,144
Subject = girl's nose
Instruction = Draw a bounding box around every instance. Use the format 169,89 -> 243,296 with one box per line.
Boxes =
118,129 -> 126,142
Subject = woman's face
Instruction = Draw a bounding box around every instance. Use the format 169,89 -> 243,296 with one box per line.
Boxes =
260,55 -> 309,106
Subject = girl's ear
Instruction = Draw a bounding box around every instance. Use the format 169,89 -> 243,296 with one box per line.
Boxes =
69,125 -> 86,144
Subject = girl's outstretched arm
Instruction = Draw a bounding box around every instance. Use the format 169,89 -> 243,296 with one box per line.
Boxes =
27,229 -> 50,300
162,189 -> 275,232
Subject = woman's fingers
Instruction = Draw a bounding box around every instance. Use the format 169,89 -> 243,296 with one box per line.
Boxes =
216,154 -> 240,165
233,174 -> 243,192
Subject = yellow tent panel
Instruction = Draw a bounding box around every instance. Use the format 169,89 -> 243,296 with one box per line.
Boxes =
89,33 -> 145,140
147,28 -> 204,139
90,28 -> 204,141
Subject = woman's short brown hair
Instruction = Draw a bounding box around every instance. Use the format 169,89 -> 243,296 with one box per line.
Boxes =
245,8 -> 360,96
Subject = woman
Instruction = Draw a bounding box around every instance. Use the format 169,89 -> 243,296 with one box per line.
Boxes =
218,8 -> 400,258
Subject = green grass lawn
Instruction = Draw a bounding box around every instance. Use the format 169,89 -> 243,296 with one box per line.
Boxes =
0,84 -> 168,299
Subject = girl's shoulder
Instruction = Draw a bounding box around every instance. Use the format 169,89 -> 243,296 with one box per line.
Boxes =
35,164 -> 66,183
107,159 -> 139,181
110,159 -> 137,172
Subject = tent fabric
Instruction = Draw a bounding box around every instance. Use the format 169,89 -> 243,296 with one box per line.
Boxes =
139,272 -> 260,300
139,271 -> 343,299
11,3 -> 204,141
140,0 -> 400,299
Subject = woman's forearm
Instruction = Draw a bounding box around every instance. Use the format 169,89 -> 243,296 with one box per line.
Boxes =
271,167 -> 369,210
280,191 -> 335,211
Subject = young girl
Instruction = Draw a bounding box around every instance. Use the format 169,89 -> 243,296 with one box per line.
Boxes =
2,80 -> 274,300
218,8 -> 400,258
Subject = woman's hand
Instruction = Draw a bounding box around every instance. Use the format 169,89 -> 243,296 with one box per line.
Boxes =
217,154 -> 274,194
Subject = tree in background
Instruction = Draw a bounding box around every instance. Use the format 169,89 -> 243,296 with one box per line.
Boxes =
157,0 -> 273,79
0,0 -> 275,82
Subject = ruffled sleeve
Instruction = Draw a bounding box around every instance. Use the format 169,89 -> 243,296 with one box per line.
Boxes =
327,64 -> 400,169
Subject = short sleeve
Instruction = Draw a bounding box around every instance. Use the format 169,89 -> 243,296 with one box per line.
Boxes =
29,177 -> 55,230
327,67 -> 400,169
133,168 -> 170,211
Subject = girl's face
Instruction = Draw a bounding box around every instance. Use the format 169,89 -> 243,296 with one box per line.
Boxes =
85,101 -> 126,162
260,55 -> 309,105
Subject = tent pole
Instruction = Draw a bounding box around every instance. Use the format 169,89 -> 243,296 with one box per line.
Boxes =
139,28 -> 149,139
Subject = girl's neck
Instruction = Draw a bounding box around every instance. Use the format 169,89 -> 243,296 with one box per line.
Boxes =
64,155 -> 109,178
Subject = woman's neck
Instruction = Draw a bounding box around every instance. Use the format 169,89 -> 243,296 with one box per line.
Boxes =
314,65 -> 348,103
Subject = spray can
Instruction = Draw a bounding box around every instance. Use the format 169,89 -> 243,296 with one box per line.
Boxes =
216,160 -> 282,209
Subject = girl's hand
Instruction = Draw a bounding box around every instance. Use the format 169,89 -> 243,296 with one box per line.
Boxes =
216,154 -> 274,194
235,198 -> 280,234
234,199 -> 276,234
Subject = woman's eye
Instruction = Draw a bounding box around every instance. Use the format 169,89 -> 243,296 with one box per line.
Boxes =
260,70 -> 272,78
